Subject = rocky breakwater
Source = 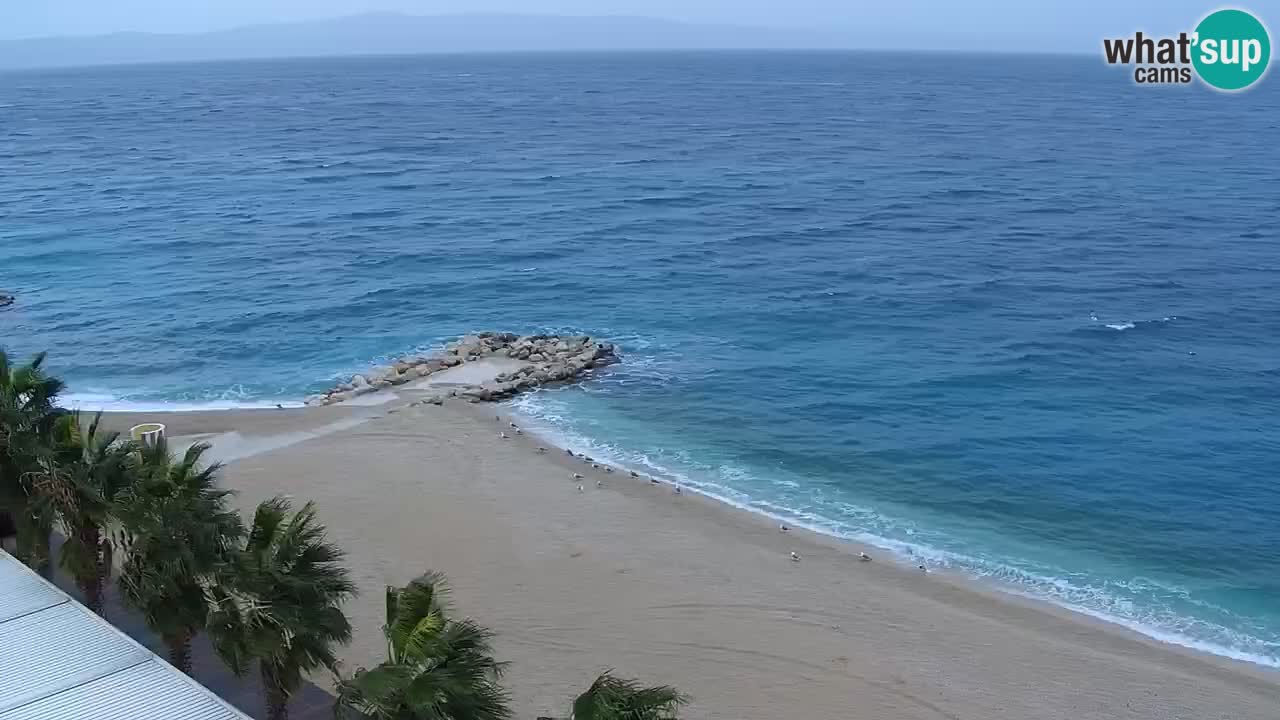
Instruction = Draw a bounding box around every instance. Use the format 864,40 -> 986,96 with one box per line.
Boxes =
306,332 -> 618,407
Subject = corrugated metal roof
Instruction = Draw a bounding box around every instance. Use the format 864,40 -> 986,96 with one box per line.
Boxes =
0,551 -> 252,720
0,602 -> 150,713
0,554 -> 64,623
3,661 -> 245,720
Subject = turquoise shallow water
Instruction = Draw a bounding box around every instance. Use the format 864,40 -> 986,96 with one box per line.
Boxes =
2,52 -> 1279,666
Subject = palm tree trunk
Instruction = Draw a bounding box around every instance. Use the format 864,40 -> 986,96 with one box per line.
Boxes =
164,630 -> 194,675
75,525 -> 105,616
0,509 -> 16,539
261,661 -> 290,720
13,506 -> 52,577
33,530 -> 52,579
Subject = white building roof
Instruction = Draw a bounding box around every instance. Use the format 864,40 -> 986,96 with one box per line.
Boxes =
0,550 -> 252,720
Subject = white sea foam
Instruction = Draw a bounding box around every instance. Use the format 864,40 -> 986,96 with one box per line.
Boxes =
1101,315 -> 1177,331
62,391 -> 303,413
504,390 -> 1280,669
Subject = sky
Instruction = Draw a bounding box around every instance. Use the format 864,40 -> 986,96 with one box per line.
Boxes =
5,0 -> 1279,52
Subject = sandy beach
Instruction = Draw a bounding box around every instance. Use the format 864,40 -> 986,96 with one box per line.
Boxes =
102,397 -> 1280,720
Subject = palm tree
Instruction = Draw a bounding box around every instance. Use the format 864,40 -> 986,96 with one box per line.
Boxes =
207,496 -> 355,720
114,439 -> 243,673
44,411 -> 134,615
0,349 -> 66,574
570,673 -> 687,720
334,571 -> 511,720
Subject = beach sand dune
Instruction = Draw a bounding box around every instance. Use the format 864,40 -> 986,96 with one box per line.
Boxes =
104,404 -> 1278,719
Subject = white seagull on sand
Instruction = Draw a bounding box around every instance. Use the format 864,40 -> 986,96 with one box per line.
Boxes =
779,524 -> 789,533
577,484 -> 584,493
572,473 -> 584,480
859,552 -> 872,562
790,551 -> 801,562
499,432 -> 509,439
537,447 -> 548,453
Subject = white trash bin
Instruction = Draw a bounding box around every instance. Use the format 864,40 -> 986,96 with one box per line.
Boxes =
129,423 -> 166,448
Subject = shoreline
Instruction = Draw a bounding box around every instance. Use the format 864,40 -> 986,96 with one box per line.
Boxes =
483,400 -> 1280,676
96,395 -> 1280,719
502,397 -> 1280,673
96,394 -> 1280,677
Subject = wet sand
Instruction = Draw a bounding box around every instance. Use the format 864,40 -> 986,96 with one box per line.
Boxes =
102,402 -> 1279,720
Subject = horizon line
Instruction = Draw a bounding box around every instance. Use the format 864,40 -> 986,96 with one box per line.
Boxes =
0,47 -> 1100,76
2,10 -> 1098,55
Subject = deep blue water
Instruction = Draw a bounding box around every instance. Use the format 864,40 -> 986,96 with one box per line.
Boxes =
2,52 -> 1279,666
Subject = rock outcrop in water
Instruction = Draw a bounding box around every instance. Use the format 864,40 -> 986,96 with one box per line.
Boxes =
306,332 -> 618,407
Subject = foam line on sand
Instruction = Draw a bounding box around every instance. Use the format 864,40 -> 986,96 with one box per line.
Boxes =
101,402 -> 1280,720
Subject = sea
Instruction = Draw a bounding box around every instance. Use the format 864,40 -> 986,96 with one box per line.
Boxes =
2,51 -> 1278,668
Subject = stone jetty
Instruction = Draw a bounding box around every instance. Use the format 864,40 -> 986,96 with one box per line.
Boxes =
306,332 -> 618,407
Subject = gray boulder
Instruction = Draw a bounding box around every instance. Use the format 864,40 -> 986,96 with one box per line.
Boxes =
457,385 -> 491,401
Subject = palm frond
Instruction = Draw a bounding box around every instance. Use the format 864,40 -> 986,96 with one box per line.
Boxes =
335,664 -> 420,719
208,495 -> 354,708
336,570 -> 511,720
114,438 -> 243,641
387,571 -> 450,661
572,672 -> 687,720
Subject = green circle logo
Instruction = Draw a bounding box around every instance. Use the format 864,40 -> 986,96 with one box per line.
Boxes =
1193,9 -> 1271,90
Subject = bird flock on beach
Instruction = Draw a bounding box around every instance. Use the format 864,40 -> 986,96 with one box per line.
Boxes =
492,414 -> 910,570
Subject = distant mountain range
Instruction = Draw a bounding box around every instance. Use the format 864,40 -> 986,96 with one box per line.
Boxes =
0,12 -> 839,70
